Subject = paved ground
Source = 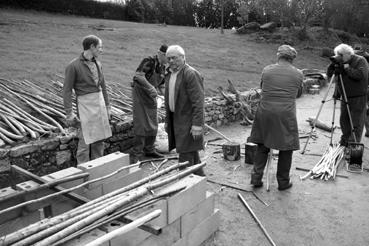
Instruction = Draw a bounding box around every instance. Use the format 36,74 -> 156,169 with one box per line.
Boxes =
201,87 -> 369,246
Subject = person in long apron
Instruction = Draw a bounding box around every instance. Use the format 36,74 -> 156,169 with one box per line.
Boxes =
248,45 -> 303,190
130,45 -> 168,163
63,35 -> 112,164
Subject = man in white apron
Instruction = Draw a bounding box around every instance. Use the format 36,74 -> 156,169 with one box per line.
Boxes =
63,35 -> 112,164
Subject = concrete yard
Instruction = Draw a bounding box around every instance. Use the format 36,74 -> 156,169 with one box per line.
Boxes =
201,86 -> 369,246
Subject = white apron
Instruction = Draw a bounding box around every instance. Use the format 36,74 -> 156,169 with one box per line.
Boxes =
77,91 -> 112,145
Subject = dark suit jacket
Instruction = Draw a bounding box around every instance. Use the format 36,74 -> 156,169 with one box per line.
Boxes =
164,64 -> 204,153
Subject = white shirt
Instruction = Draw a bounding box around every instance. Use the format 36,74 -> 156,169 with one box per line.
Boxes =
168,70 -> 179,112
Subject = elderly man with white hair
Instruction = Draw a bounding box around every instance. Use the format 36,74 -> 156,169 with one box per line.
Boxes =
164,45 -> 205,176
327,43 -> 369,146
249,45 -> 303,191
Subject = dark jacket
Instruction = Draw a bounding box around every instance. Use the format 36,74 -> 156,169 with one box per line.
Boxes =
164,64 -> 204,153
327,54 -> 369,98
249,62 -> 303,151
132,74 -> 158,136
63,53 -> 109,112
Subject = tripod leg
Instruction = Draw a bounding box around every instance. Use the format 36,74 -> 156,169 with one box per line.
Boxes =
301,75 -> 336,154
338,74 -> 357,142
329,99 -> 337,146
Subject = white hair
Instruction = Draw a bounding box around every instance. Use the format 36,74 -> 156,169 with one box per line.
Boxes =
334,43 -> 354,56
166,45 -> 185,58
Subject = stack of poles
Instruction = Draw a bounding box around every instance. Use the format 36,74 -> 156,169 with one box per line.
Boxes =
0,161 -> 206,246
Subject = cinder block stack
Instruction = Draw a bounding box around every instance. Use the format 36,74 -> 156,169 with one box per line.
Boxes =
0,152 -> 220,245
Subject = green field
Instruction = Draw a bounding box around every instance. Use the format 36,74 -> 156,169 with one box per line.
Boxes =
0,8 -> 330,96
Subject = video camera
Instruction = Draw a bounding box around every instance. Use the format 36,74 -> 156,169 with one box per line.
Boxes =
329,55 -> 343,64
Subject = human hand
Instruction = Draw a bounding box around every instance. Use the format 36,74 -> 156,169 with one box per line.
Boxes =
343,64 -> 349,69
66,112 -> 80,127
190,125 -> 203,140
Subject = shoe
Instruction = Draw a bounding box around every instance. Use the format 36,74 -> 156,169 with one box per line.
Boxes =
145,151 -> 164,158
251,181 -> 263,188
278,181 -> 293,191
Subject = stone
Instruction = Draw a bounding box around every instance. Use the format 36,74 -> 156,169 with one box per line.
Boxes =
0,148 -> 10,158
40,138 -> 60,151
59,133 -> 77,144
55,150 -> 72,166
0,157 -> 10,172
9,144 -> 39,157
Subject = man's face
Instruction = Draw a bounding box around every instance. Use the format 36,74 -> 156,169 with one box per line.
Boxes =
167,51 -> 185,71
91,41 -> 103,58
157,51 -> 167,65
337,51 -> 351,63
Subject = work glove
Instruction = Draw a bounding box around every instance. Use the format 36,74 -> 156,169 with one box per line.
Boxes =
190,125 -> 203,140
65,109 -> 80,127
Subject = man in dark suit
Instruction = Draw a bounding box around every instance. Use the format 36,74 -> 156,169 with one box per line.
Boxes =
164,45 -> 205,176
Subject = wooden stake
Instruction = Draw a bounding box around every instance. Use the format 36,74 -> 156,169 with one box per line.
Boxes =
238,193 -> 276,246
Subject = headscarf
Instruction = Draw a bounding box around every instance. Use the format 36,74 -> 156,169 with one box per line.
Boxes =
277,45 -> 297,59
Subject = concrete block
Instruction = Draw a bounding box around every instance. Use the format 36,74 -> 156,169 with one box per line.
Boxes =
0,186 -> 16,198
102,167 -> 144,195
181,191 -> 215,236
107,222 -> 151,246
137,218 -> 181,246
186,209 -> 220,246
79,184 -> 103,200
15,180 -> 53,211
41,167 -> 85,190
66,228 -> 109,246
77,152 -> 130,188
158,174 -> 207,224
0,156 -> 10,172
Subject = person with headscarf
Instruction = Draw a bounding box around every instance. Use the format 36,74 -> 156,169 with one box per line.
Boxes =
248,44 -> 303,190
130,45 -> 168,163
327,43 -> 369,145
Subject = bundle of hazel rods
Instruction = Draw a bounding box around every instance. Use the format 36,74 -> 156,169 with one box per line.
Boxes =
300,144 -> 345,181
0,161 -> 206,246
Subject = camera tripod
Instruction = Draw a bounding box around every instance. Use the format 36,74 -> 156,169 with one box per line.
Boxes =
301,70 -> 364,173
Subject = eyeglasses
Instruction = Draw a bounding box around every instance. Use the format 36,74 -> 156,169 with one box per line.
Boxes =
167,56 -> 180,61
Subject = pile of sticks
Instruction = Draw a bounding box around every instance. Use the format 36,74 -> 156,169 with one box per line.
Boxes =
0,161 -> 205,246
218,80 -> 261,125
0,76 -> 165,147
300,144 -> 345,181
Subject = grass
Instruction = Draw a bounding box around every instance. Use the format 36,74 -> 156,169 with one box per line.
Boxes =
0,8 -> 330,96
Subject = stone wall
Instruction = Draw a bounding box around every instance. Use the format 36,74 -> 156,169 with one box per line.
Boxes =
0,96 -> 250,188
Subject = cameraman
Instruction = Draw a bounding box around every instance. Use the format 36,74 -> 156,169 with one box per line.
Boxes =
327,43 -> 369,146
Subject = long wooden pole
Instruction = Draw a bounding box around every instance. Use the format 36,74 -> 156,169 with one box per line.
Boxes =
238,193 -> 276,246
205,123 -> 232,142
84,210 -> 162,246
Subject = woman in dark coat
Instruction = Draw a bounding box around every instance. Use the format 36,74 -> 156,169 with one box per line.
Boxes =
249,45 -> 303,190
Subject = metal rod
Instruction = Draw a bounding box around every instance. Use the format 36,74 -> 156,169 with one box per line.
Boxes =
301,75 -> 336,154
330,98 -> 337,146
238,193 -> 277,246
207,179 -> 269,206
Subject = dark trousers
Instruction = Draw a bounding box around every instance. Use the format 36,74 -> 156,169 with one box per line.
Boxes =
340,95 -> 366,145
251,144 -> 292,187
178,151 -> 205,176
131,135 -> 156,158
